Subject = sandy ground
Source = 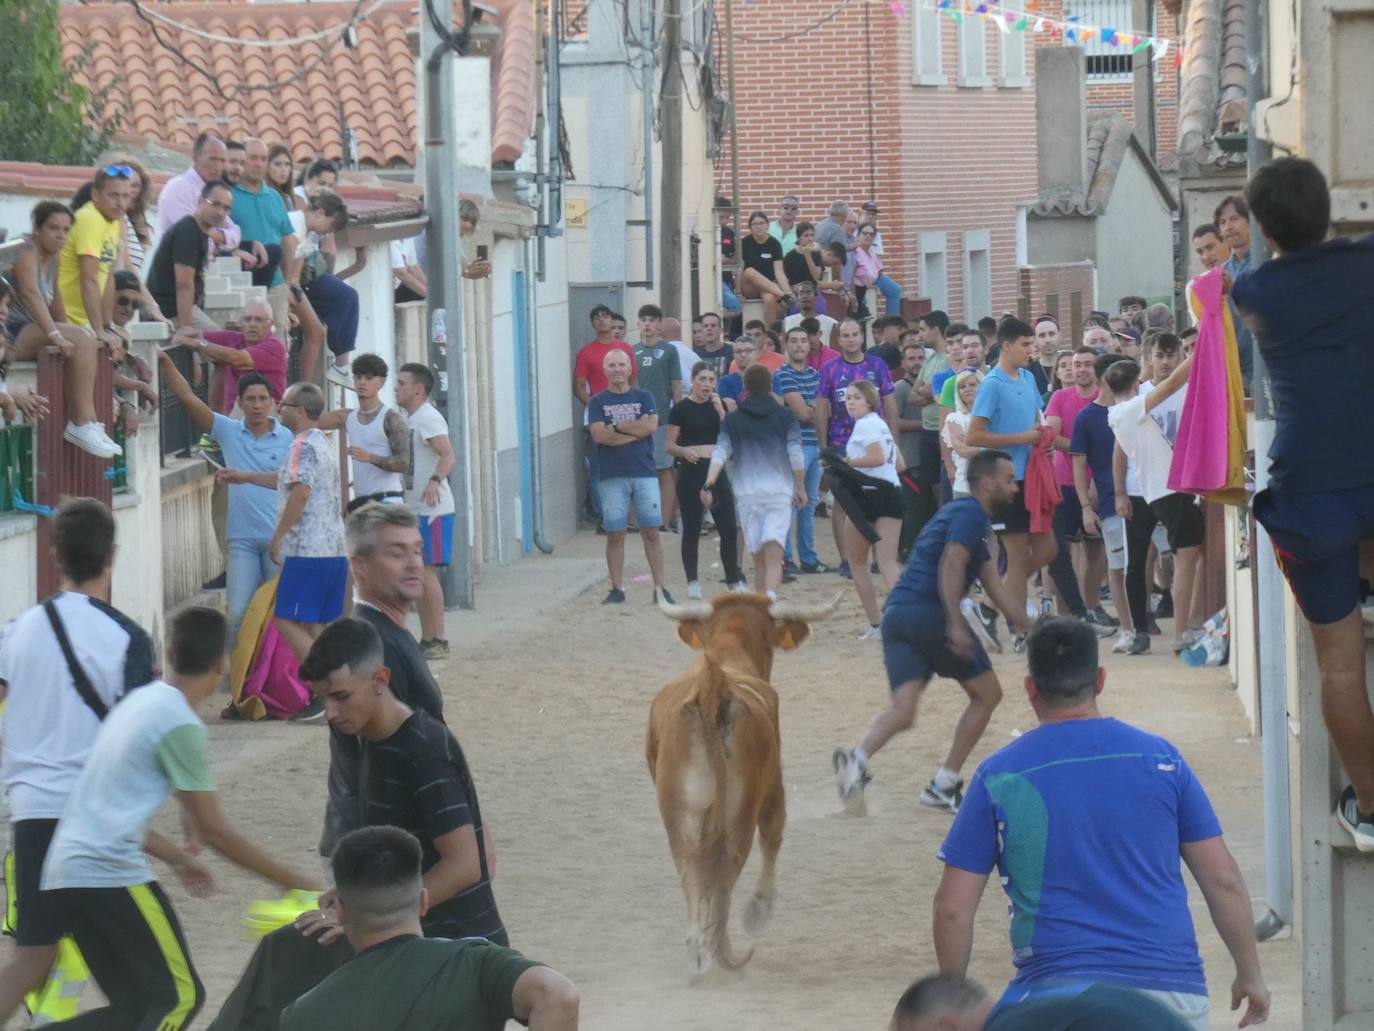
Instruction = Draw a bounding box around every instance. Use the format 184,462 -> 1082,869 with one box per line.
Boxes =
3,529 -> 1300,1030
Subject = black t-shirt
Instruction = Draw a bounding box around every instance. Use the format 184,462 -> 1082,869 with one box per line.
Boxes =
362,710 -> 506,945
693,343 -> 734,378
741,234 -> 783,283
720,224 -> 736,286
782,249 -> 817,292
322,604 -> 447,857
870,342 -> 902,373
668,396 -> 723,467
147,215 -> 210,315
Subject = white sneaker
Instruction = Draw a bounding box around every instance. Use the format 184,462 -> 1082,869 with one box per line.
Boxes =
686,581 -> 703,600
858,624 -> 882,641
1026,599 -> 1040,621
728,581 -> 750,594
325,363 -> 353,388
831,747 -> 870,805
63,421 -> 120,458
919,778 -> 964,814
1111,628 -> 1135,654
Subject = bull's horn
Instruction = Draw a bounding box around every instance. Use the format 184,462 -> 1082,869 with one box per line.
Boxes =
769,592 -> 844,622
657,596 -> 714,621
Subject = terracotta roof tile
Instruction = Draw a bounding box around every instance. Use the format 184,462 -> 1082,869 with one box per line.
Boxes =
1178,0 -> 1249,165
60,0 -> 535,169
1032,115 -> 1177,217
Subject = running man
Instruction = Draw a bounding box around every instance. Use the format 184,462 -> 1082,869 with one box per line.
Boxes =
833,449 -> 1030,814
40,606 -> 320,1029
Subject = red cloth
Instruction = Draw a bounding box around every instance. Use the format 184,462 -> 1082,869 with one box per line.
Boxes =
1024,424 -> 1062,535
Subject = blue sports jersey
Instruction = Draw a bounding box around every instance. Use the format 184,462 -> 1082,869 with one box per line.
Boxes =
886,496 -> 991,612
939,717 -> 1222,996
971,366 -> 1043,479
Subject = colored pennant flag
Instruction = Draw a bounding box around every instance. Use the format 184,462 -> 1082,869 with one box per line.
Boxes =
975,2 -> 987,12
994,12 -> 1010,31
1015,15 -> 1029,28
950,9 -> 964,22
1131,35 -> 1151,51
1033,16 -> 1045,30
889,1 -> 906,12
1152,38 -> 1170,61
1102,28 -> 1118,44
1079,26 -> 1096,40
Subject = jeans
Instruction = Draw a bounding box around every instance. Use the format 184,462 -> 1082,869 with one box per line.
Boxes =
784,443 -> 822,565
599,476 -> 662,531
250,242 -> 282,288
722,279 -> 742,313
874,274 -> 902,317
584,428 -> 602,518
306,273 -> 360,357
227,538 -> 278,642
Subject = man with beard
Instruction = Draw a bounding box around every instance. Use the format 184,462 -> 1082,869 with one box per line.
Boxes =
832,450 -> 1031,815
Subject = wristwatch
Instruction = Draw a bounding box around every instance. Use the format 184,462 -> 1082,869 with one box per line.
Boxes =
428,475 -> 443,483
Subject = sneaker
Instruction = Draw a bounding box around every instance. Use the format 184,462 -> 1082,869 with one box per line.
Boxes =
289,698 -> 325,723
655,586 -> 676,605
1039,597 -> 1055,619
837,560 -> 852,579
63,421 -> 120,458
1127,631 -> 1152,655
814,501 -> 829,519
800,561 -> 832,574
1025,600 -> 1040,622
602,588 -> 626,605
919,778 -> 964,814
686,581 -> 703,600
1111,628 -> 1135,654
325,363 -> 353,389
962,598 -> 1003,655
832,747 -> 870,805
1012,632 -> 1028,655
783,560 -> 801,576
1336,786 -> 1374,852
1154,590 -> 1175,619
1146,616 -> 1163,636
728,581 -> 750,594
1172,628 -> 1203,654
421,638 -> 450,661
782,570 -> 797,584
870,561 -> 880,575
1091,606 -> 1120,629
1080,615 -> 1116,639
858,624 -> 882,641
198,433 -> 225,467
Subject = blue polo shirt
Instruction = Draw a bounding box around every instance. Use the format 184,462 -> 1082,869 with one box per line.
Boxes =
211,413 -> 294,541
229,182 -> 295,287
970,365 -> 1043,479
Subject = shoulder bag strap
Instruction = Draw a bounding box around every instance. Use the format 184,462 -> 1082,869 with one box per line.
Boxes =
43,598 -> 109,722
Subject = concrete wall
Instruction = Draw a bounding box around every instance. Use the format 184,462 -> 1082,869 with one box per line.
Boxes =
1179,175 -> 1248,277
1094,151 -> 1176,305
1026,215 -> 1097,268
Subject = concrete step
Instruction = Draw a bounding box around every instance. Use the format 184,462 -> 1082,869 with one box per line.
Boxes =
210,257 -> 245,276
126,321 -> 171,343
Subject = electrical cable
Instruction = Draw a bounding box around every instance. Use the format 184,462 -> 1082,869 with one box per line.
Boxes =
120,0 -> 399,48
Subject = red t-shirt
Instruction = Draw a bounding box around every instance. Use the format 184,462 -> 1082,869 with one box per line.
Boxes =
574,340 -> 636,397
806,346 -> 841,372
205,330 -> 288,414
1045,385 -> 1099,486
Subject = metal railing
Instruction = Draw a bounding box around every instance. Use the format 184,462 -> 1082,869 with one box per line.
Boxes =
158,344 -> 209,462
0,422 -> 35,515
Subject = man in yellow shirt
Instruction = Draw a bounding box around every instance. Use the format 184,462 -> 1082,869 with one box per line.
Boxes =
57,166 -> 132,347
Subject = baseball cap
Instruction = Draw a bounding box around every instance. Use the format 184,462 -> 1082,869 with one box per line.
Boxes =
862,201 -> 880,213
1113,326 -> 1141,345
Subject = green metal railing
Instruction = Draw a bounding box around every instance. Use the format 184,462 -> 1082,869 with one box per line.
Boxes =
0,423 -> 35,514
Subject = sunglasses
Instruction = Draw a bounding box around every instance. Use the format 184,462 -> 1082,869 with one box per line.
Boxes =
780,204 -> 799,210
103,164 -> 134,178
114,296 -> 138,308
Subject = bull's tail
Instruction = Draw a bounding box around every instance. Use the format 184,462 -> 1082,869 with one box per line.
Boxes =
710,885 -> 755,970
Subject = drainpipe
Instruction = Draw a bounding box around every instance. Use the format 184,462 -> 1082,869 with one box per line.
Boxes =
524,232 -> 554,554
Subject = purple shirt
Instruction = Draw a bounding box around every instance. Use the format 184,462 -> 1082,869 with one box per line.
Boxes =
819,354 -> 894,446
157,167 -> 241,252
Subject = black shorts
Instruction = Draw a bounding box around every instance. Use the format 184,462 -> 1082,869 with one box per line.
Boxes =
994,480 -> 1032,535
1150,492 -> 1204,551
856,480 -> 904,523
1254,484 -> 1374,625
1053,486 -> 1101,543
7,819 -> 65,946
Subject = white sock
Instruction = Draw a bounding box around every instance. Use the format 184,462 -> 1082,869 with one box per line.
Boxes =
854,747 -> 870,768
766,590 -> 778,601
934,766 -> 960,790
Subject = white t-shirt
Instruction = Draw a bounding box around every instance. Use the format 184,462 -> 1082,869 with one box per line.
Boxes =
0,593 -> 156,821
1140,380 -> 1187,445
667,339 -> 698,386
390,236 -> 419,272
1107,393 -> 1174,503
847,411 -> 899,485
43,681 -> 212,890
941,411 -> 973,494
406,401 -> 455,517
784,312 -> 838,342
288,211 -> 321,259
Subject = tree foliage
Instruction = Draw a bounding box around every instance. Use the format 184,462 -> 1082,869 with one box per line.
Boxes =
0,0 -> 120,165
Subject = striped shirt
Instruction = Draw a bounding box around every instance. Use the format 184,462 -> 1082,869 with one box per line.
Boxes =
772,363 -> 820,447
362,710 -> 506,944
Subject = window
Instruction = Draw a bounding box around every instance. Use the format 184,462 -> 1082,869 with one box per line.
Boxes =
1063,0 -> 1155,81
958,16 -> 990,87
998,19 -> 1028,87
919,232 -> 949,313
912,4 -> 944,85
962,230 -> 992,322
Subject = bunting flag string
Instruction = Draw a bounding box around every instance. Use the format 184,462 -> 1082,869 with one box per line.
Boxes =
926,0 -> 1178,55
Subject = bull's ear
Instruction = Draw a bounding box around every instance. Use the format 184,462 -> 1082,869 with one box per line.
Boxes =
774,619 -> 811,651
677,621 -> 708,650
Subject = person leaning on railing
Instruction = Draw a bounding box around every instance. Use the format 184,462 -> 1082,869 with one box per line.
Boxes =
0,281 -> 50,426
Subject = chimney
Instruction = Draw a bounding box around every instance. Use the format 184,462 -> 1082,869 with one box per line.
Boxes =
1035,48 -> 1088,197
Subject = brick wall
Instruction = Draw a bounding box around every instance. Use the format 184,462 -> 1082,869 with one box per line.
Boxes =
1018,262 -> 1098,340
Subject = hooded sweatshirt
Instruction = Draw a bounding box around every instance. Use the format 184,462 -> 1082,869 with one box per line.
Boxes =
1232,233 -> 1374,494
711,393 -> 804,502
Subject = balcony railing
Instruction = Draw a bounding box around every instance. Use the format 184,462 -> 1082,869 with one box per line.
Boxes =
158,343 -> 209,462
0,422 -> 35,515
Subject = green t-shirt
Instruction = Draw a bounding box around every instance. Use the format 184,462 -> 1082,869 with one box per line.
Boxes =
919,350 -> 950,431
280,935 -> 540,1031
633,342 -> 682,414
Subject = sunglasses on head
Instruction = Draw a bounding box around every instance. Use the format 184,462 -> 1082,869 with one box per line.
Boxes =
103,164 -> 134,178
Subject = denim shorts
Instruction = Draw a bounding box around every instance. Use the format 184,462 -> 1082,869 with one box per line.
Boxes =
598,476 -> 662,532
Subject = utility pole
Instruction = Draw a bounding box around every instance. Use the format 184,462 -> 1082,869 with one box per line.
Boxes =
659,0 -> 682,313
723,0 -> 742,289
420,0 -> 476,609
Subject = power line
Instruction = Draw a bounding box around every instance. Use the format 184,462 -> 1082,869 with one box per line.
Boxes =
119,0 -> 402,48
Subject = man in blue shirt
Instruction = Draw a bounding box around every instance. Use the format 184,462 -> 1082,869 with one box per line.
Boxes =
932,617 -> 1270,1031
775,327 -> 828,574
588,349 -> 672,605
157,349 -> 293,644
833,450 -> 1028,814
1233,157 -> 1374,851
230,138 -> 298,332
1215,194 -> 1255,391
967,317 -> 1052,646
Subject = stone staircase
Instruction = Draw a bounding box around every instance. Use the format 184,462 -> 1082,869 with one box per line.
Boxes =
204,256 -> 267,325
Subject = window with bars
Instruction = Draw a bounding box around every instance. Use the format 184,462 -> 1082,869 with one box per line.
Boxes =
1063,0 -> 1154,81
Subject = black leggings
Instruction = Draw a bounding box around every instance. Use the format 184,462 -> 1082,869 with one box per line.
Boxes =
1123,495 -> 1159,632
676,462 -> 742,584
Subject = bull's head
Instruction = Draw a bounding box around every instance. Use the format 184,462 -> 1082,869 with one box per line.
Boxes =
657,592 -> 840,663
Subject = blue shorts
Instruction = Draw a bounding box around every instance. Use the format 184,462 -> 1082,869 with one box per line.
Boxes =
419,514 -> 454,565
274,556 -> 349,623
598,476 -> 662,532
1254,485 -> 1374,625
881,602 -> 991,691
